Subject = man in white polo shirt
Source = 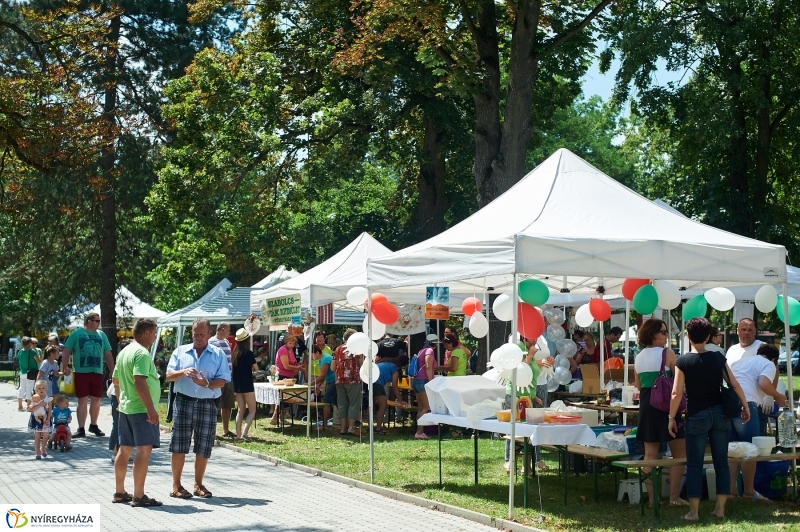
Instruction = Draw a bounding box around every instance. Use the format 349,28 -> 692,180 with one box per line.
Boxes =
726,318 -> 763,366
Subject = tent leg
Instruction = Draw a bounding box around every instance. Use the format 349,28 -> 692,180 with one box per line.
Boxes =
508,273 -> 518,520
781,283 -> 796,495
368,289 -> 375,484
623,300 -> 630,425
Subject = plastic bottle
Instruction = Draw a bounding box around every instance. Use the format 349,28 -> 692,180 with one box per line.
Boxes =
777,406 -> 798,449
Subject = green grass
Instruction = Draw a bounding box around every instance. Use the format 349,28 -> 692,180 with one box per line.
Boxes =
779,376 -> 800,402
0,369 -> 15,383
157,403 -> 799,531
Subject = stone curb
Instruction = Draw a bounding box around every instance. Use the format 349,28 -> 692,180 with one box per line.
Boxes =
213,438 -> 547,532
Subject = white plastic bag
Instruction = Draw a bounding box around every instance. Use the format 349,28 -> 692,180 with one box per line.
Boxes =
465,398 -> 505,422
728,442 -> 759,460
569,380 -> 583,393
549,400 -> 567,412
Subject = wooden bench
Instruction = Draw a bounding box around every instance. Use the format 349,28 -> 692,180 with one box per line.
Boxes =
612,452 -> 800,519
386,400 -> 417,431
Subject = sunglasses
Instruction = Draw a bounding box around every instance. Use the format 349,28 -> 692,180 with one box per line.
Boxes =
88,319 -> 100,323
658,329 -> 667,334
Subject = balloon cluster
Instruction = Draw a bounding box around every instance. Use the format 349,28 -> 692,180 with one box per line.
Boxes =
543,308 -> 573,389
487,280 -> 549,340
462,297 -> 489,338
346,287 -> 400,331
574,298 -> 611,327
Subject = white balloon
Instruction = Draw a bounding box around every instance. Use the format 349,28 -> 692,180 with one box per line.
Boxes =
515,362 -> 534,390
705,287 -> 736,312
370,341 -> 380,359
653,280 -> 680,310
554,366 -> 572,386
546,324 -> 565,341
537,364 -> 552,385
543,308 -> 564,326
755,285 -> 778,313
468,311 -> 489,338
556,339 -> 577,358
534,336 -> 551,359
546,371 -> 560,392
575,304 -> 594,327
491,343 -> 524,370
360,360 -> 380,383
346,332 -> 370,355
362,314 -> 386,340
493,294 -> 513,321
346,286 -> 368,307
554,354 -> 571,370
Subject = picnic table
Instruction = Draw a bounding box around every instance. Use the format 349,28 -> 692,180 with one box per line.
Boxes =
612,452 -> 800,519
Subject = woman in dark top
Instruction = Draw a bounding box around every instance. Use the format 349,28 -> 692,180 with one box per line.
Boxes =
668,317 -> 749,521
231,328 -> 265,440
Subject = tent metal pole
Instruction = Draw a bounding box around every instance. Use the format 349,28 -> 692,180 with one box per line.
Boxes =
367,289 -> 375,484
508,273 -> 519,520
781,282 -> 796,495
623,300 -> 630,425
150,327 -> 162,359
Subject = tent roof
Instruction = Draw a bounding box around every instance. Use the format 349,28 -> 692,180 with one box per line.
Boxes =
250,232 -> 392,310
367,149 -> 786,297
71,286 -> 165,328
158,266 -> 297,328
179,287 -> 260,325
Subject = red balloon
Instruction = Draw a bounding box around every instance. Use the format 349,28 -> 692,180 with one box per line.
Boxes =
371,293 -> 388,306
372,301 -> 399,325
621,278 -> 650,301
589,298 -> 612,322
461,297 -> 482,317
517,303 -> 545,340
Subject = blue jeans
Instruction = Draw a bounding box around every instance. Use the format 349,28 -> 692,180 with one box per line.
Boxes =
730,402 -> 760,443
685,404 -> 731,499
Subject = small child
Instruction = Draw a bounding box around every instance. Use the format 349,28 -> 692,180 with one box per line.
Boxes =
38,345 -> 62,398
49,395 -> 73,451
27,380 -> 52,458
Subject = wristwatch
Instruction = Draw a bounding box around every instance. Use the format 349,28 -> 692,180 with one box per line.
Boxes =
667,415 -> 674,419
204,381 -> 210,388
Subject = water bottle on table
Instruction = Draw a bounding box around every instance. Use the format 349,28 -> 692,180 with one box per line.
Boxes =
777,406 -> 797,449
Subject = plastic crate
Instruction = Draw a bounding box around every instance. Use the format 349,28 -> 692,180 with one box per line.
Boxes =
626,436 -> 666,455
590,425 -> 617,437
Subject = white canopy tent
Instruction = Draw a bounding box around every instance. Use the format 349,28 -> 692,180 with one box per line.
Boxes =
366,148 -> 791,519
250,232 -> 393,312
69,286 -> 165,329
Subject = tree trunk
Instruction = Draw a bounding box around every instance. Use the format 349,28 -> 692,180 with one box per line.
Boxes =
100,13 -> 120,353
415,116 -> 449,239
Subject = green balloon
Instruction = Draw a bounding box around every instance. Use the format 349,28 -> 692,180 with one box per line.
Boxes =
682,295 -> 707,321
518,279 -> 550,306
632,284 -> 658,314
776,296 -> 800,326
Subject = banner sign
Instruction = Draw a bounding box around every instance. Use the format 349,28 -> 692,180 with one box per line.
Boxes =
263,294 -> 302,326
425,286 -> 450,320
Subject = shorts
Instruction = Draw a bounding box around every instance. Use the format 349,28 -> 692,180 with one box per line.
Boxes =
118,412 -> 161,448
413,378 -> 427,394
371,383 -> 387,397
17,375 -> 34,400
74,372 -> 104,398
168,394 -> 217,459
323,382 -> 337,406
219,381 -> 235,409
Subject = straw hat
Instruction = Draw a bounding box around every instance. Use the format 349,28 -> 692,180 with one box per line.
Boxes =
235,328 -> 250,342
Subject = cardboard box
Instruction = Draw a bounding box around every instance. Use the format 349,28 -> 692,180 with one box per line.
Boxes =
605,365 -> 636,385
580,364 -> 601,394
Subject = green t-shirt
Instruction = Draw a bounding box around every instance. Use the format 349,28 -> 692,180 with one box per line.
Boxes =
64,328 -> 112,374
112,342 -> 160,415
310,346 -> 333,377
447,348 -> 468,377
18,349 -> 39,374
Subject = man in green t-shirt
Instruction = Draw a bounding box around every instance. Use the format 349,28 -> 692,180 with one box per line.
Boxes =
111,318 -> 162,507
16,337 -> 42,411
62,312 -> 114,438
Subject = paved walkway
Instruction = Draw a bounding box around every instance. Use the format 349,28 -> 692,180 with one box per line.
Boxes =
0,382 -> 500,532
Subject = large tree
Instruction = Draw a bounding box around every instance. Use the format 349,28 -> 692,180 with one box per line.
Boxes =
608,0 -> 800,257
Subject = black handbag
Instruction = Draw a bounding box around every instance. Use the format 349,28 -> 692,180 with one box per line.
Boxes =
26,369 -> 39,381
720,355 -> 742,418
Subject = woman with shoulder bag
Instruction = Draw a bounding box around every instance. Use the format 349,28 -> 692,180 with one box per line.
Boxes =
668,317 -> 749,521
634,318 -> 688,507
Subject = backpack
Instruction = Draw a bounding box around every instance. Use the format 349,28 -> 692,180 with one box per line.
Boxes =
409,347 -> 436,378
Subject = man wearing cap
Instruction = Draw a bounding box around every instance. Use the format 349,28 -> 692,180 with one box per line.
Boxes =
208,322 -> 235,438
62,312 -> 114,438
166,318 -> 231,499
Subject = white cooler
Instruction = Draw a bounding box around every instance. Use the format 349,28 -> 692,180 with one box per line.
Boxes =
424,376 -> 506,417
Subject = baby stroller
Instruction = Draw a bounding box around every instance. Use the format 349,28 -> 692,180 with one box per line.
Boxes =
54,423 -> 69,452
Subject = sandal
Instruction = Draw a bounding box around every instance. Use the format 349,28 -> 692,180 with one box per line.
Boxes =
744,491 -> 770,502
375,428 -> 389,435
112,492 -> 133,504
193,485 -> 212,498
169,486 -> 193,499
670,499 -> 690,506
222,431 -> 236,438
449,429 -> 464,438
130,494 -> 163,507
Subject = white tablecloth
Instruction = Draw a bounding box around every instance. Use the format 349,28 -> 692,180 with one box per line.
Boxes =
418,413 -> 597,447
254,383 -> 282,405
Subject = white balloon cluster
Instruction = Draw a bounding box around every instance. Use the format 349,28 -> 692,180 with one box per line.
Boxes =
490,343 -> 524,370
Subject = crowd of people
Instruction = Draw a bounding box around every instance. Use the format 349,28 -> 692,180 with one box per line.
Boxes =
632,316 -> 787,521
